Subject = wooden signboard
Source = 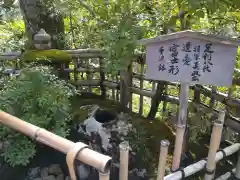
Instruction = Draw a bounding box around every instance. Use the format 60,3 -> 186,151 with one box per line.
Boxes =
139,30 -> 240,171
141,31 -> 240,87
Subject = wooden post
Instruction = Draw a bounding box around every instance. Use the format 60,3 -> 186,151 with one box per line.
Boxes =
86,59 -> 92,93
147,82 -> 165,120
171,83 -> 189,171
171,124 -> 186,171
129,63 -> 133,111
119,141 -> 129,180
204,112 -> 224,180
209,86 -> 217,109
222,87 -> 233,142
120,66 -> 131,112
139,63 -> 144,115
73,57 -> 80,90
235,151 -> 240,179
99,58 -> 106,98
99,171 -> 110,180
162,84 -> 168,113
157,140 -> 170,180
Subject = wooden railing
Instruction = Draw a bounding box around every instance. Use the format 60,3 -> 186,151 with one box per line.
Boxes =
1,49 -> 240,136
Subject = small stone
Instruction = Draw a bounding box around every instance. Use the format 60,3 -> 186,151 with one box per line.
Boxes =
56,174 -> 64,180
28,167 -> 41,179
65,176 -> 71,180
41,167 -> 49,178
48,164 -> 62,175
42,175 -> 56,180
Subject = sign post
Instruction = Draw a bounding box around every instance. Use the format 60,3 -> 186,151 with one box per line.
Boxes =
139,30 -> 240,171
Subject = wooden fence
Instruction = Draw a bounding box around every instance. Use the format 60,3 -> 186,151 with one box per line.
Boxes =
1,49 -> 240,137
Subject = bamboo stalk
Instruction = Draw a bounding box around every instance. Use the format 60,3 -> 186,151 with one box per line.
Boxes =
164,143 -> 240,180
171,124 -> 185,171
99,171 -> 110,180
157,140 -> 170,180
0,111 -> 112,173
119,141 -> 129,180
204,112 -> 225,180
235,151 -> 240,179
215,169 -> 236,180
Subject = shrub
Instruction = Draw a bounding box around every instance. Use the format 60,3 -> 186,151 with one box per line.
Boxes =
0,65 -> 76,166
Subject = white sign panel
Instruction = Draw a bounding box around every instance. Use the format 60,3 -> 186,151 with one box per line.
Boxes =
145,38 -> 238,86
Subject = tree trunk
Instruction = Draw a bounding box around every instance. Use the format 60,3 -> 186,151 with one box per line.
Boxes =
147,81 -> 166,120
19,0 -> 65,49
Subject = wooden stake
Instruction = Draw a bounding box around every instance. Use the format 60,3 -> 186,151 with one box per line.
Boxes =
157,140 -> 170,180
99,171 -> 110,180
235,151 -> 240,179
204,112 -> 225,180
119,141 -> 129,180
171,82 -> 189,171
171,124 -> 185,171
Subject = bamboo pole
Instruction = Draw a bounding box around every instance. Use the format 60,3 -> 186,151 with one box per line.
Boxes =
119,141 -> 129,180
215,169 -> 236,180
235,151 -> 240,179
164,143 -> 240,180
204,112 -> 225,180
99,171 -> 110,180
157,140 -> 170,180
171,124 -> 185,171
171,83 -> 189,171
0,111 -> 112,173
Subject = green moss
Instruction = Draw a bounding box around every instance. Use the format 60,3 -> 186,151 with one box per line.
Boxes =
20,49 -> 72,63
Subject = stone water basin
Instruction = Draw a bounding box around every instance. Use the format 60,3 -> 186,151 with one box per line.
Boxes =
72,94 -> 175,179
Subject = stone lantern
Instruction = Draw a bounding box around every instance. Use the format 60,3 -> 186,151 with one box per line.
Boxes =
33,29 -> 51,50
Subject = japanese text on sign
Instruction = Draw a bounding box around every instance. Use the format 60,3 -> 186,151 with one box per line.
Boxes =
146,38 -> 237,86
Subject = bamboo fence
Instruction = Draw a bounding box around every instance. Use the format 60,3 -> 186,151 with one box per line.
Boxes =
0,49 -> 240,138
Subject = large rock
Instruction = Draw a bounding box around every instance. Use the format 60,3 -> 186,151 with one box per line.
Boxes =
65,176 -> 71,180
42,175 -> 56,180
56,174 -> 64,180
48,164 -> 62,175
40,167 -> 49,178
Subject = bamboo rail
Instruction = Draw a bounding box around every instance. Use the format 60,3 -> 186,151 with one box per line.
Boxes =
164,143 -> 240,180
0,111 -> 112,173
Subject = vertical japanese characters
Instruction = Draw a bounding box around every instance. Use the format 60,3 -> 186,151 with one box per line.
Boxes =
157,41 -> 214,83
203,43 -> 214,73
168,44 -> 180,75
191,45 -> 201,81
